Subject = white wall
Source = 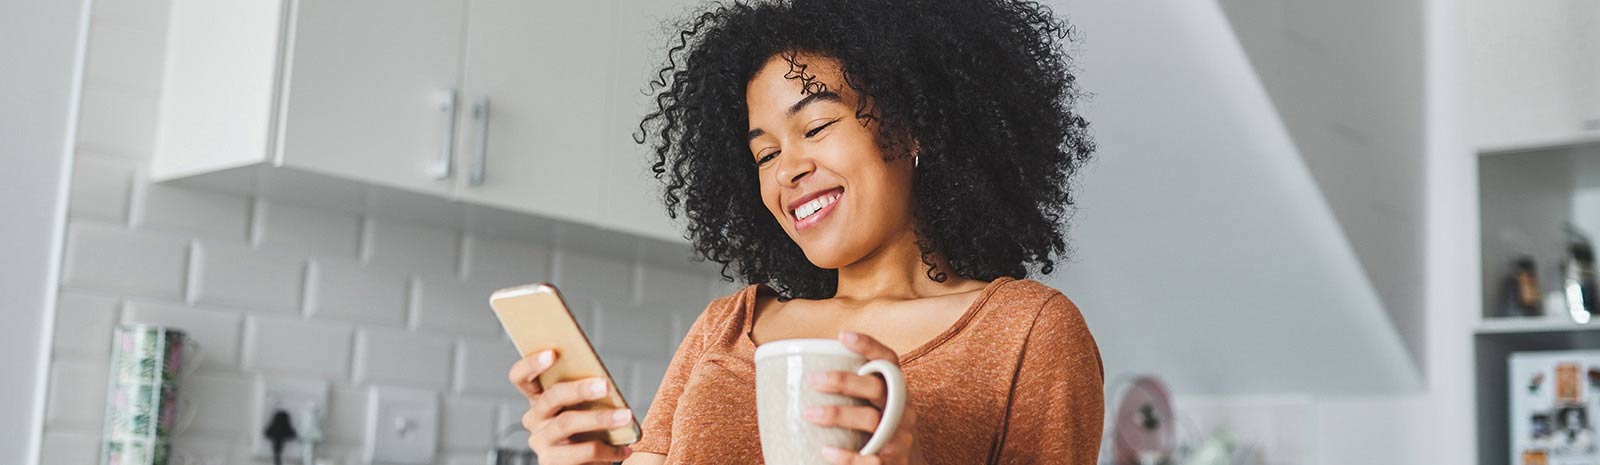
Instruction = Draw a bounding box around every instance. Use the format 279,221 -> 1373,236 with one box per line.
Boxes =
1040,0 -> 1476,464
0,1 -> 89,465
1218,0 -> 1429,368
1044,0 -> 1418,397
35,1 -> 727,464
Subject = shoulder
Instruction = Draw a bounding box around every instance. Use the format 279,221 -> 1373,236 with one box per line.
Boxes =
991,279 -> 1094,352
988,278 -> 1081,320
682,283 -> 760,336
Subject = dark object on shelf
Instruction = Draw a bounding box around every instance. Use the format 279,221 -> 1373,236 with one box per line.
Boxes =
1502,256 -> 1545,317
1564,225 -> 1599,324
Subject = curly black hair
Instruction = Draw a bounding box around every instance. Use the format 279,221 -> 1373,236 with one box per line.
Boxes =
636,0 -> 1094,300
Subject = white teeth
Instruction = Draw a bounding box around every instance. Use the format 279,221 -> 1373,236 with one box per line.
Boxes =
794,192 -> 840,221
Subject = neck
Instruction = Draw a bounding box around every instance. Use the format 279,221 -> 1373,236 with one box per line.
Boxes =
832,227 -> 979,301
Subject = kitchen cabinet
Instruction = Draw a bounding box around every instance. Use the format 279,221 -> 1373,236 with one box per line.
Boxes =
153,0 -> 694,243
1460,0 -> 1600,153
451,0 -> 614,225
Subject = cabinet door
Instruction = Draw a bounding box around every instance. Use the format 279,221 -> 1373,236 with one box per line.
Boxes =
454,0 -> 615,226
276,0 -> 467,195
1461,0 -> 1600,151
597,0 -> 703,243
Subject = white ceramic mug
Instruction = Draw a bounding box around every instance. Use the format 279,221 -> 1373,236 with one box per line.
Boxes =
754,339 -> 907,464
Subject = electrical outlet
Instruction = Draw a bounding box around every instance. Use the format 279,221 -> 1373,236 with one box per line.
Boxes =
364,385 -> 439,465
252,377 -> 330,460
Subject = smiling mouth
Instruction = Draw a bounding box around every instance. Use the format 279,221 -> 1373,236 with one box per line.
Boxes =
792,187 -> 844,231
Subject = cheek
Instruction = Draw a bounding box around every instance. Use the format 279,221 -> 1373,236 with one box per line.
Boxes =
757,174 -> 788,224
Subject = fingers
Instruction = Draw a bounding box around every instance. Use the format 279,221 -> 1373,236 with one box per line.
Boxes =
822,446 -> 883,465
809,370 -> 886,408
838,331 -> 899,365
538,440 -> 634,464
507,350 -> 556,398
805,404 -> 881,433
531,377 -> 611,420
535,408 -> 634,447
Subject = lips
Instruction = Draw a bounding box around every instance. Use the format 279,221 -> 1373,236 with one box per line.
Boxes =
788,187 -> 844,231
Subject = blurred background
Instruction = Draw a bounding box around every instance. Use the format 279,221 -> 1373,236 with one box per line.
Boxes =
2,0 -> 1593,464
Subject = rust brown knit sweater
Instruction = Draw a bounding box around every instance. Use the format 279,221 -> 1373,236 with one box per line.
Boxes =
633,277 -> 1105,464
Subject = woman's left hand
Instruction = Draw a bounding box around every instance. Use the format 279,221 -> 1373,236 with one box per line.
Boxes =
806,330 -> 927,465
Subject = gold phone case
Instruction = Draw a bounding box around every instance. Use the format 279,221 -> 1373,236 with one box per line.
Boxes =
490,283 -> 641,445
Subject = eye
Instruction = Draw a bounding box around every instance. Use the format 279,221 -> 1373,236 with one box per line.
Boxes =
755,151 -> 779,166
805,119 -> 840,138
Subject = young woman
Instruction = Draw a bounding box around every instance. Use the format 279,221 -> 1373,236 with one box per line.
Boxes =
507,0 -> 1102,463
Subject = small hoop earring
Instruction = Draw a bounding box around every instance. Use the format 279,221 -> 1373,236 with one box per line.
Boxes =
913,155 -> 920,168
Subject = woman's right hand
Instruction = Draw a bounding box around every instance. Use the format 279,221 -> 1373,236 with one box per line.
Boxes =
507,350 -> 636,464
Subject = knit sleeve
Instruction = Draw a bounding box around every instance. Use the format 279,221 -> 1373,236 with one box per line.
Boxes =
631,295 -> 729,455
995,293 -> 1105,464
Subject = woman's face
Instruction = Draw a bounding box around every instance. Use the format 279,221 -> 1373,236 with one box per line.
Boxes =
745,53 -> 917,269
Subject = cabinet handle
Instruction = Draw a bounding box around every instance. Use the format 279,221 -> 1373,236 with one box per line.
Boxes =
431,89 -> 459,180
470,96 -> 491,186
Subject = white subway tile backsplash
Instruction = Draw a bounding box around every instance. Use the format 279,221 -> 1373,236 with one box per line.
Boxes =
708,274 -> 746,299
68,154 -> 133,223
636,262 -> 714,309
552,250 -> 633,302
309,260 -> 408,327
181,372 -> 252,439
463,235 -> 551,286
63,222 -> 189,299
45,359 -> 109,431
38,431 -> 102,465
134,182 -> 251,241
364,219 -> 460,274
326,385 -> 369,446
631,360 -> 669,421
89,0 -> 170,35
442,396 -> 498,451
354,328 -> 453,390
256,201 -> 362,259
75,82 -> 159,159
52,292 -> 120,360
496,402 -> 531,448
84,23 -> 168,92
413,276 -> 502,338
242,316 -> 352,379
122,302 -> 243,371
454,339 -> 521,398
193,240 -> 305,314
593,302 -> 671,357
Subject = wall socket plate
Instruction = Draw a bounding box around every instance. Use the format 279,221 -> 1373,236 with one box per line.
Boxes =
251,377 -> 330,460
364,385 -> 439,465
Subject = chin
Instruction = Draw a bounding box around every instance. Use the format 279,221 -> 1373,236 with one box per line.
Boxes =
795,236 -> 858,270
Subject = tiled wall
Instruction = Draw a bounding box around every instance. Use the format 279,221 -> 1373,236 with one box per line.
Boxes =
39,2 -> 729,464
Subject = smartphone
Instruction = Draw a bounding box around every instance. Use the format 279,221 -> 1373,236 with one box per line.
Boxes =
489,283 -> 640,445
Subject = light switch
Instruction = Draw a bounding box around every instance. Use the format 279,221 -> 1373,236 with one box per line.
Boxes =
364,385 -> 439,465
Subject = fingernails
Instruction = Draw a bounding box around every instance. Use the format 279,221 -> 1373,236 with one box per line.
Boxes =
621,446 -> 633,456
612,409 -> 633,425
821,446 -> 844,461
804,406 -> 823,421
536,350 -> 553,367
839,331 -> 859,344
587,379 -> 608,399
807,372 -> 828,387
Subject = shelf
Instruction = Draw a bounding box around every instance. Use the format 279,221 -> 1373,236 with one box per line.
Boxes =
1476,316 -> 1600,335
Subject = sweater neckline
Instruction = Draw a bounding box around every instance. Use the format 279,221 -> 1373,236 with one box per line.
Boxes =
735,276 -> 1015,365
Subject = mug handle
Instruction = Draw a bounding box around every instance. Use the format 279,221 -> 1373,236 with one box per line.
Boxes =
855,359 -> 906,456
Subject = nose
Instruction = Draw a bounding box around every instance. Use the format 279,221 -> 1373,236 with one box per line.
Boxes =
773,146 -> 814,187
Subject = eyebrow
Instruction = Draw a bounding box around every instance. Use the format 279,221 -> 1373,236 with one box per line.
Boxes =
747,90 -> 844,142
